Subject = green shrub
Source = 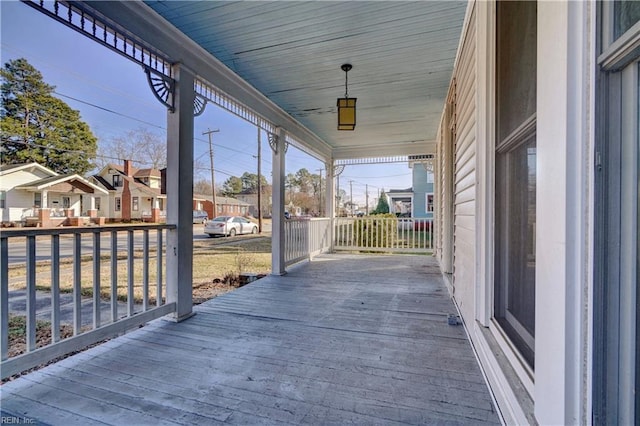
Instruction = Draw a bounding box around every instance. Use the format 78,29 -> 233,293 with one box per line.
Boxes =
353,214 -> 397,248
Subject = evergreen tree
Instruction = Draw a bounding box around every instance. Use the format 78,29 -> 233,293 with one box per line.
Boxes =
222,176 -> 243,196
1,58 -> 97,174
372,190 -> 390,214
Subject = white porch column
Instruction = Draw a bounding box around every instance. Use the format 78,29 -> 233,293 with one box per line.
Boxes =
325,160 -> 335,251
325,160 -> 335,219
271,127 -> 287,275
89,195 -> 96,210
166,64 -> 195,321
41,190 -> 48,208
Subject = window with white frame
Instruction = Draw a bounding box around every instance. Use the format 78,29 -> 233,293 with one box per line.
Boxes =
426,193 -> 434,212
493,0 -> 537,369
95,197 -> 101,211
115,197 -> 121,212
34,192 -> 42,208
62,197 -> 70,208
112,174 -> 123,188
0,191 -> 5,209
132,196 -> 139,211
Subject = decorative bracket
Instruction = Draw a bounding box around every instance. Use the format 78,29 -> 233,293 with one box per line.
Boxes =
333,165 -> 345,177
421,159 -> 434,174
144,66 -> 175,112
268,131 -> 289,155
194,95 -> 207,117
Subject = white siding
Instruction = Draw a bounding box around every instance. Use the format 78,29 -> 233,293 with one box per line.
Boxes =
452,6 -> 476,323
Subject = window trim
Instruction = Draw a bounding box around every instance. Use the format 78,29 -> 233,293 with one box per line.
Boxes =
115,197 -> 121,212
426,193 -> 434,213
132,196 -> 139,212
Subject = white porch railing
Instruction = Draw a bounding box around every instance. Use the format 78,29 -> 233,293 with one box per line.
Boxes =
333,217 -> 433,253
284,218 -> 332,267
0,224 -> 176,379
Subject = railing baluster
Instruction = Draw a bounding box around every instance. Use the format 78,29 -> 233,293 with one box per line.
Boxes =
26,236 -> 36,352
142,230 -> 149,311
51,235 -> 60,343
1,236 -> 9,360
73,233 -> 81,335
156,229 -> 163,307
92,231 -> 101,328
110,231 -> 118,322
412,220 -> 416,249
127,230 -> 134,317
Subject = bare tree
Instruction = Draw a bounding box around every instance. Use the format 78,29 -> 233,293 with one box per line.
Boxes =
96,127 -> 166,169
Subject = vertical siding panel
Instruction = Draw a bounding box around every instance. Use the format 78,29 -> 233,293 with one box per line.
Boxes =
452,6 -> 476,323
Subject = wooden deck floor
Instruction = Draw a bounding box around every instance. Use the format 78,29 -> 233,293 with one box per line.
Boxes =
1,254 -> 499,425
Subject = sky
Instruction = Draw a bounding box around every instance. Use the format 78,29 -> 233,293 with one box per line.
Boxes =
0,1 -> 413,207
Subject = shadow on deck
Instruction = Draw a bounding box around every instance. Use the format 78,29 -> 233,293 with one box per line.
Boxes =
1,254 -> 499,425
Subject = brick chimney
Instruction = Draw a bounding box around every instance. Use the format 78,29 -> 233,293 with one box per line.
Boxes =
123,159 -> 133,176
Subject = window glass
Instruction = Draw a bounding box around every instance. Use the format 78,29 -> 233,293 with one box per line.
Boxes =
614,0 -> 640,40
113,174 -> 123,188
132,197 -> 139,211
34,192 -> 42,208
62,197 -> 70,208
494,0 -> 537,369
497,0 -> 537,143
0,190 -> 5,209
95,197 -> 101,211
115,197 -> 121,212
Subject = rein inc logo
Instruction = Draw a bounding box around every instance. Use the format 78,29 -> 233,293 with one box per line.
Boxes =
1,417 -> 35,424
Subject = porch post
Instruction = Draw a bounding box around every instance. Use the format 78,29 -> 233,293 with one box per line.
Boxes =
271,127 -> 287,275
325,160 -> 335,251
325,160 -> 335,219
166,64 -> 194,321
41,190 -> 48,208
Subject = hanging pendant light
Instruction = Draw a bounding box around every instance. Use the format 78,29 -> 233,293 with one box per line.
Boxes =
337,63 -> 356,130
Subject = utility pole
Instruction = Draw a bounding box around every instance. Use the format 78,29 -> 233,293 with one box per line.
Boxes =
365,184 -> 369,215
349,180 -> 354,217
316,168 -> 323,216
257,127 -> 262,233
202,128 -> 219,218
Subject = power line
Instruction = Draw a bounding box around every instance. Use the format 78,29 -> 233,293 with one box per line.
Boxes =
54,91 -> 165,129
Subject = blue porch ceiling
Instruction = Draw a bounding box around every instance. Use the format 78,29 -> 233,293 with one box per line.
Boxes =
144,1 -> 467,157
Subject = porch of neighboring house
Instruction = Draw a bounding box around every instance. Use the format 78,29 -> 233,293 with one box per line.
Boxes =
1,254 -> 499,425
16,177 -> 109,228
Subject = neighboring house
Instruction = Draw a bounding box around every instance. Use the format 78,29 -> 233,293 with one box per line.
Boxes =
91,160 -> 166,221
235,190 -> 272,218
0,162 -> 108,225
193,194 -> 251,219
387,159 -> 434,218
342,201 -> 358,216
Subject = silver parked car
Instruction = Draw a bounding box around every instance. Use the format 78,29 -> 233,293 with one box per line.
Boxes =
193,210 -> 209,224
204,216 -> 258,237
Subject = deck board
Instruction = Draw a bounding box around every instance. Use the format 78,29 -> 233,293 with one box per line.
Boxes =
1,254 -> 499,425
